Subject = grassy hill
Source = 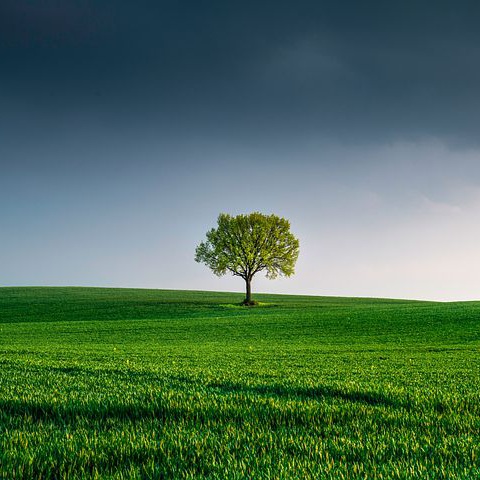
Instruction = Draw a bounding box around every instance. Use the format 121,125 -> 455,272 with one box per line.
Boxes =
0,287 -> 479,479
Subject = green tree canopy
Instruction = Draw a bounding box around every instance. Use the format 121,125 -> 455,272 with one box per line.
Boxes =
195,212 -> 300,304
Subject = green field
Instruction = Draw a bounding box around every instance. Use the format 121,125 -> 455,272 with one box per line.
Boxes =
0,287 -> 479,479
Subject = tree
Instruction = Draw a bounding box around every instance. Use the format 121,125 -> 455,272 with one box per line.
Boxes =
195,212 -> 300,305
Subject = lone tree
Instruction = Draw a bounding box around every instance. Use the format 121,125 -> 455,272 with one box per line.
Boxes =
195,212 -> 300,305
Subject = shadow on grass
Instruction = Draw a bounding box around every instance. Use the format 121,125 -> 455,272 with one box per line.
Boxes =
160,373 -> 413,410
0,379 -> 415,428
206,380 -> 413,410
220,302 -> 278,309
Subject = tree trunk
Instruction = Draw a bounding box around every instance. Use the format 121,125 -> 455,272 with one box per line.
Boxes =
245,277 -> 252,304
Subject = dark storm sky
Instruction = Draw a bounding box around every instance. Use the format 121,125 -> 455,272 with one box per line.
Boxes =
3,1 -> 480,300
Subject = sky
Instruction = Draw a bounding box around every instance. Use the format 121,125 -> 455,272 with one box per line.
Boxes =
2,0 -> 480,301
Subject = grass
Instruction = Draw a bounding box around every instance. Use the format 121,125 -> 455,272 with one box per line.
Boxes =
0,286 -> 479,479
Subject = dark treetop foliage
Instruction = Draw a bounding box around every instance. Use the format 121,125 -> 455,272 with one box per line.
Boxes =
195,212 -> 300,304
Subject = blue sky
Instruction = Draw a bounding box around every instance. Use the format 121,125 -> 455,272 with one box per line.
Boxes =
2,1 -> 480,300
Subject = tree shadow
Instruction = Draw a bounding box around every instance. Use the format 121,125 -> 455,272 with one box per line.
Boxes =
205,380 -> 413,410
0,377 -> 413,428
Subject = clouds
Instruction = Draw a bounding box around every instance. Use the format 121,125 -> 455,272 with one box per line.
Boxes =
2,129 -> 480,299
2,0 -> 480,147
